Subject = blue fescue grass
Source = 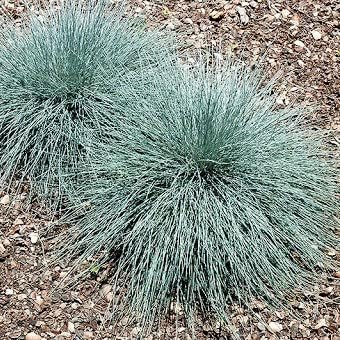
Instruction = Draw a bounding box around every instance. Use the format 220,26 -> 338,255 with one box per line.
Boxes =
0,0 -> 173,206
55,60 -> 339,332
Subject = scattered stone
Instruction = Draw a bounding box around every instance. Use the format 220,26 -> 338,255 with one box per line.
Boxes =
327,248 -> 336,256
257,322 -> 266,331
0,242 -> 5,253
0,194 -> 10,205
314,318 -> 327,329
268,321 -> 283,333
84,331 -> 94,339
294,40 -> 305,48
71,302 -> 79,309
297,59 -> 305,67
106,291 -> 113,302
18,294 -> 27,301
68,321 -> 75,333
60,332 -> 71,337
25,333 -> 41,340
290,14 -> 300,26
311,30 -> 322,40
321,286 -> 334,295
334,271 -> 340,278
59,271 -> 68,278
167,22 -> 175,30
236,6 -> 249,25
210,10 -> 224,21
100,284 -> 112,300
13,217 -> 24,225
29,232 -> 39,244
249,1 -> 258,8
5,288 -> 14,295
282,9 -> 290,19
54,309 -> 62,317
3,238 -> 11,246
35,295 -> 44,306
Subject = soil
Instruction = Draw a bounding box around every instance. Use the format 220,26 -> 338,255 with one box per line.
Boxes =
0,0 -> 339,339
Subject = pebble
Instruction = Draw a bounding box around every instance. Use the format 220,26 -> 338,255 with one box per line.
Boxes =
84,331 -> 94,339
3,238 -> 11,246
268,321 -> 283,333
60,332 -> 71,337
311,30 -> 322,40
294,40 -> 305,48
99,284 -> 112,299
282,9 -> 290,19
5,288 -> 14,295
257,322 -> 266,331
29,232 -> 39,244
18,294 -> 27,301
71,302 -> 79,309
13,217 -> 24,225
26,333 -> 41,340
0,194 -> 10,205
236,6 -> 249,24
68,321 -> 75,333
314,318 -> 327,329
167,22 -> 175,30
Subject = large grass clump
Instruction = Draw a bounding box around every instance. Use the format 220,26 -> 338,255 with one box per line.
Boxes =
58,61 -> 339,330
0,0 -> 171,204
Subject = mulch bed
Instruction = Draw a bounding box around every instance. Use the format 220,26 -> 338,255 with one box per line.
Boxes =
0,0 -> 339,339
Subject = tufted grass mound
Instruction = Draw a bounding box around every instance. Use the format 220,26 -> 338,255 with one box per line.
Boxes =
56,60 -> 338,330
0,0 -> 171,205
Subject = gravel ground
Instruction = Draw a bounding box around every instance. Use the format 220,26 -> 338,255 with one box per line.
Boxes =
0,0 -> 339,339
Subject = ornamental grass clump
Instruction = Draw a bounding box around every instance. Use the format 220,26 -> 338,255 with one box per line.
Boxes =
0,0 -> 171,204
57,61 -> 338,331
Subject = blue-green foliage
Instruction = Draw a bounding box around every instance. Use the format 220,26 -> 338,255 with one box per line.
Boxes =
0,0 -> 170,203
59,62 -> 338,329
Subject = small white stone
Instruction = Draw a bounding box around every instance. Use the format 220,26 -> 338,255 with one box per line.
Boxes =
297,59 -> 305,67
25,332 -> 41,340
60,332 -> 71,337
268,321 -> 283,333
327,248 -> 336,256
13,218 -> 24,225
257,322 -> 266,331
0,195 -> 10,205
5,288 -> 14,295
84,331 -> 94,339
18,294 -> 27,301
3,238 -> 11,246
68,321 -> 75,333
311,30 -> 322,40
294,40 -> 305,48
281,9 -> 290,19
29,232 -> 39,244
71,302 -> 79,309
167,22 -> 175,30
99,284 -> 112,299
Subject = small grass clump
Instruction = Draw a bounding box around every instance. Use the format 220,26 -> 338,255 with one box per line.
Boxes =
0,0 -> 171,204
58,61 -> 338,330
